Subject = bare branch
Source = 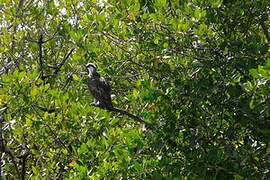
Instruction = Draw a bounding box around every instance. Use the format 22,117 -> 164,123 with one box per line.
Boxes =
35,104 -> 59,113
54,48 -> 75,74
38,34 -> 44,80
17,144 -> 30,180
61,73 -> 73,90
91,104 -> 154,130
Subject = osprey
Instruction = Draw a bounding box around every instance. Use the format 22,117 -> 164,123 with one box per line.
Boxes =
86,63 -> 150,129
86,63 -> 113,110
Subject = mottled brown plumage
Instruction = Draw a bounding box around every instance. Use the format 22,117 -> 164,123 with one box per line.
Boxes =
86,63 -> 151,129
86,63 -> 113,110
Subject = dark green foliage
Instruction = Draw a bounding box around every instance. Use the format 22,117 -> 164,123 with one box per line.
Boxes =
0,0 -> 270,179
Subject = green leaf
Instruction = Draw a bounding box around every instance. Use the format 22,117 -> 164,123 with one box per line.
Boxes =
155,0 -> 166,8
249,69 -> 260,78
194,8 -> 202,19
32,166 -> 39,175
267,143 -> 270,154
79,143 -> 88,155
210,0 -> 223,8
30,86 -> 38,97
163,42 -> 168,48
130,3 -> 140,12
249,99 -> 254,109
72,74 -> 80,81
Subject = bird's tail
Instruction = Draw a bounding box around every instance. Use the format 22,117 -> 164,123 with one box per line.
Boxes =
110,107 -> 152,129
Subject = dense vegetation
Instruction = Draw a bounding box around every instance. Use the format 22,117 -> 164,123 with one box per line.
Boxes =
0,0 -> 270,179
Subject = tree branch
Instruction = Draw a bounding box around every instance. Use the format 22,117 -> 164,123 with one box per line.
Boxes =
17,145 -> 30,180
38,34 -> 44,80
0,105 -> 22,179
111,107 -> 146,124
61,73 -> 73,90
2,145 -> 20,179
91,104 -> 153,130
0,106 -> 7,179
35,104 -> 59,113
53,48 -> 75,74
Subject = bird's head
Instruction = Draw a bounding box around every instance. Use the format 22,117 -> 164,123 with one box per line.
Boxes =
86,63 -> 97,77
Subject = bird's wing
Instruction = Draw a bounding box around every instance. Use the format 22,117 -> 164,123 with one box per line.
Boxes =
96,77 -> 112,104
99,77 -> 111,94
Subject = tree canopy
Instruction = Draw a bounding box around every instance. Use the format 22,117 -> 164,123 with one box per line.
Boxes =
0,0 -> 270,179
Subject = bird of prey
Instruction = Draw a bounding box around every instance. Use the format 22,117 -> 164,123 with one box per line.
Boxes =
86,63 -> 113,110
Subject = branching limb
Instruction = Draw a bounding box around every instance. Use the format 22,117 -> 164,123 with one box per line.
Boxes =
62,72 -> 76,90
2,145 -> 20,178
110,107 -> 147,125
29,111 -> 73,155
48,48 -> 75,74
91,104 -> 153,130
0,105 -> 22,179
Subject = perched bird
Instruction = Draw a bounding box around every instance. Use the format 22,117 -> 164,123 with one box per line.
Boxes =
85,63 -> 150,129
86,63 -> 113,110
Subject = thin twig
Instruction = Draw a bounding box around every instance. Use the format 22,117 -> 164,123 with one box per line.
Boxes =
54,48 -> 75,74
35,104 -> 59,113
